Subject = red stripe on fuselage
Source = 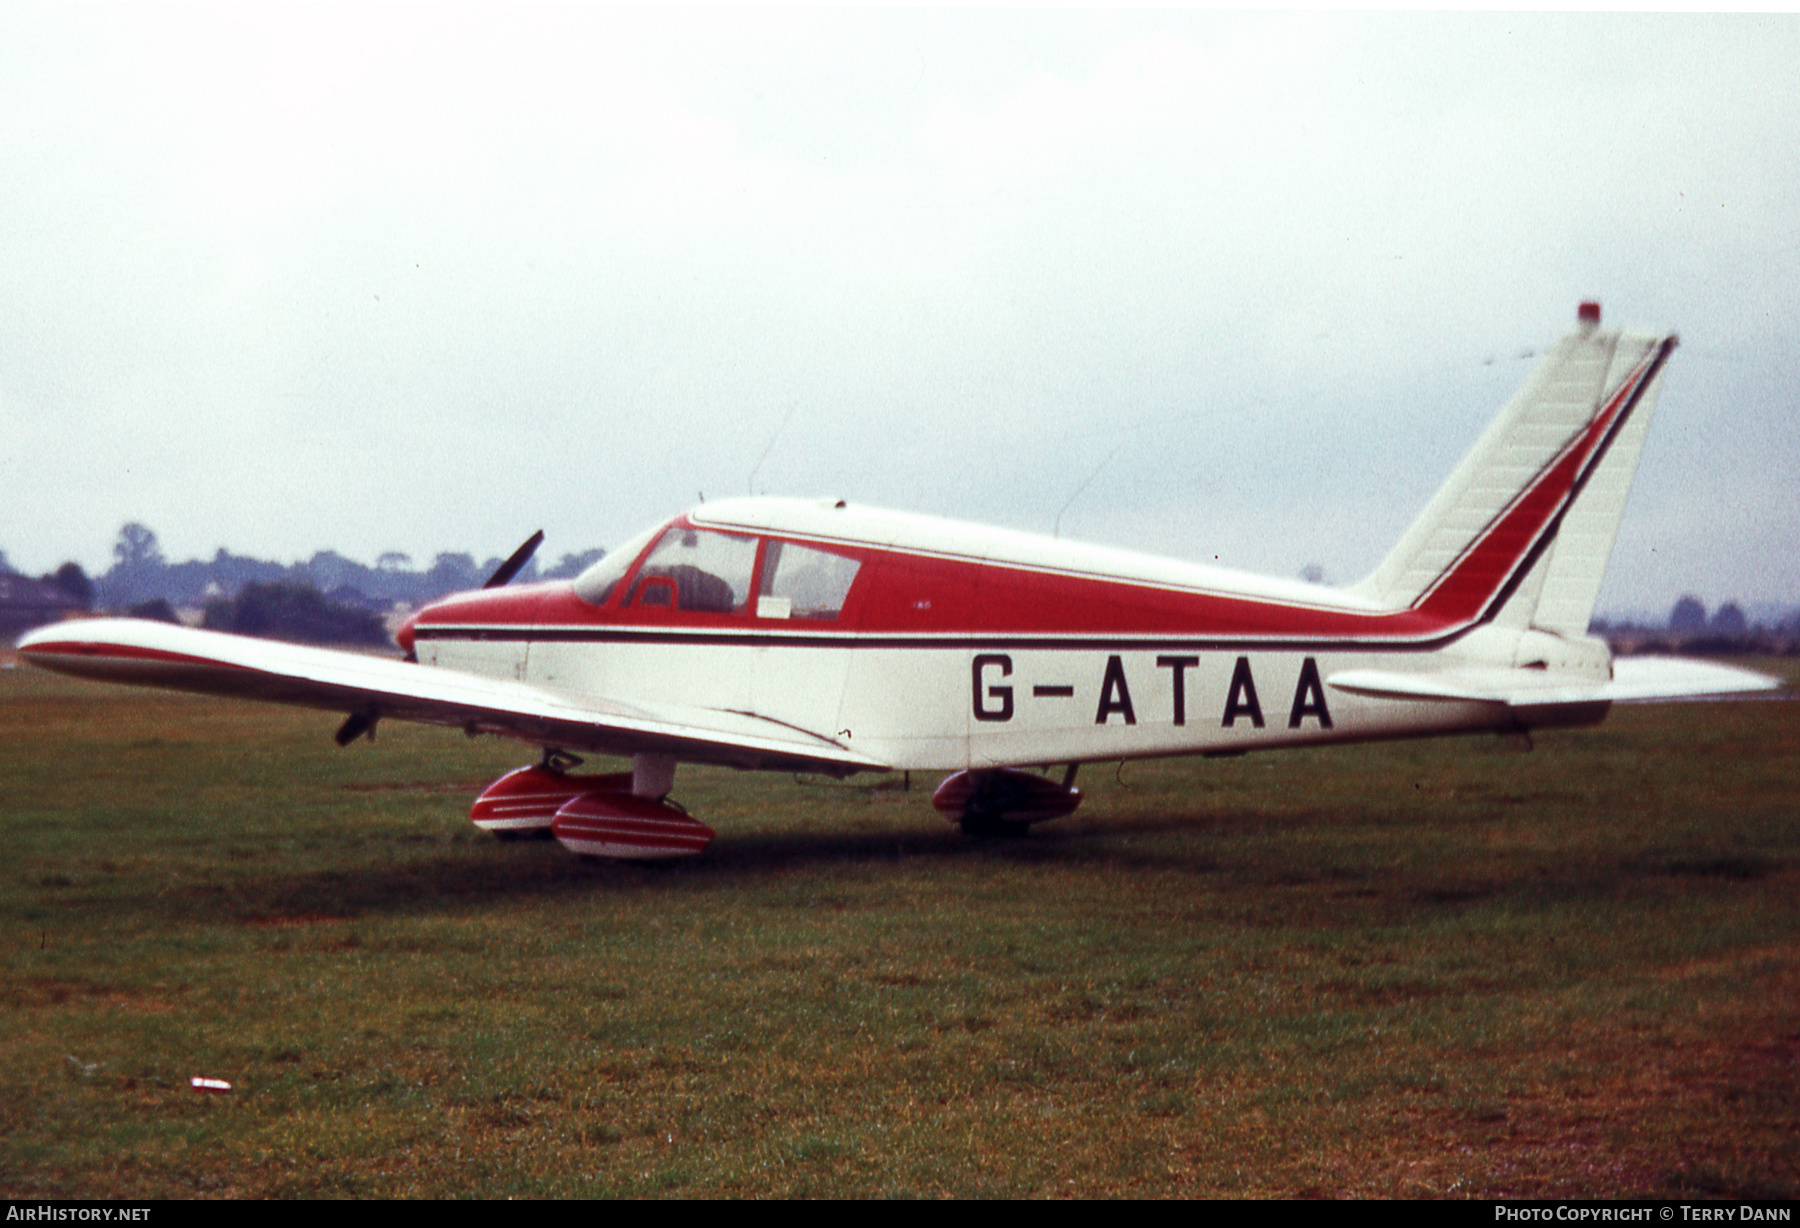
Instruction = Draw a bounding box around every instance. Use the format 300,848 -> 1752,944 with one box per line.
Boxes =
411,351 -> 1661,649
413,562 -> 1448,643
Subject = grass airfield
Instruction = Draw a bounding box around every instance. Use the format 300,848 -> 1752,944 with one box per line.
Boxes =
1,656 -> 1795,1199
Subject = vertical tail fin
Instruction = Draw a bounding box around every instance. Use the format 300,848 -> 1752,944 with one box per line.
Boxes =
1352,304 -> 1675,634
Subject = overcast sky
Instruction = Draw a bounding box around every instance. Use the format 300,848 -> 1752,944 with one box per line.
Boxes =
2,8 -> 1795,617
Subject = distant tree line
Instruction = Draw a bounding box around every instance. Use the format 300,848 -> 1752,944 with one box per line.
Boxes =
201,582 -> 390,647
7,529 -> 1796,654
1592,594 -> 1800,656
1,524 -> 605,647
19,522 -> 604,612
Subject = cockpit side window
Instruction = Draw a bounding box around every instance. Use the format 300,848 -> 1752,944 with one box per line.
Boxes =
756,541 -> 861,620
626,528 -> 758,614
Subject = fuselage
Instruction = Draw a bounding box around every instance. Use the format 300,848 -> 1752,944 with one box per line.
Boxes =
404,497 -> 1581,772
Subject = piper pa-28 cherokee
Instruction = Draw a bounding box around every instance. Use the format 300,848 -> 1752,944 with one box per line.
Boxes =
19,304 -> 1778,859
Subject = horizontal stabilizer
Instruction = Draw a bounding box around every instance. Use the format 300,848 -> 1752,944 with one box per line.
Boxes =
1328,658 -> 1780,707
1606,657 -> 1788,703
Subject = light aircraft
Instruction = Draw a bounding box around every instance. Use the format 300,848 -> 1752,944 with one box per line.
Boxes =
18,304 -> 1777,859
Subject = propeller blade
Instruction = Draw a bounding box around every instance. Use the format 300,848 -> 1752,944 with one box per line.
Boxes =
483,530 -> 545,589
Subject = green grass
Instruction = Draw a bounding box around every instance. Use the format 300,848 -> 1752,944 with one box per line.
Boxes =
2,657 -> 1796,1197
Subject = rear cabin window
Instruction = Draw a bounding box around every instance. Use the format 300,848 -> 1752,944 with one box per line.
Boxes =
626,528 -> 758,614
757,541 -> 861,620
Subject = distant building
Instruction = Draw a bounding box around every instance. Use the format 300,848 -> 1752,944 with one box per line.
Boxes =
0,573 -> 88,642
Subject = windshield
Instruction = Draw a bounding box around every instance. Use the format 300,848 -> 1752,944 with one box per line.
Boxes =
570,522 -> 664,607
626,527 -> 758,613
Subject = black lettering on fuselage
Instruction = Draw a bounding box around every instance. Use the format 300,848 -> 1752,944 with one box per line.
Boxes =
1156,655 -> 1199,726
1222,656 -> 1264,727
972,653 -> 1013,722
1095,655 -> 1136,725
1288,657 -> 1333,729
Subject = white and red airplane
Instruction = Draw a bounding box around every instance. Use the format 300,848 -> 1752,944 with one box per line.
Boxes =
18,304 -> 1777,858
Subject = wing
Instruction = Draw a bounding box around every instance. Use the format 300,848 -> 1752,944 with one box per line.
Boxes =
16,618 -> 886,776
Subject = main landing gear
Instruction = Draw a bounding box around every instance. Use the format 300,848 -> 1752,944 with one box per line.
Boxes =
931,765 -> 1083,838
469,749 -> 714,859
469,757 -> 1085,857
